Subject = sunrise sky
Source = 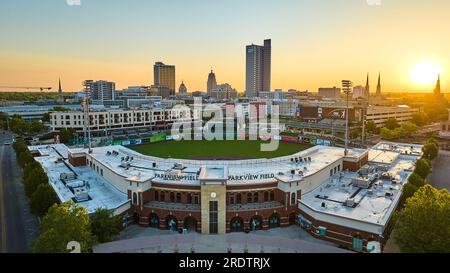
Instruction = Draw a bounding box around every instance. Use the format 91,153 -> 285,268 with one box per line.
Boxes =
0,0 -> 449,93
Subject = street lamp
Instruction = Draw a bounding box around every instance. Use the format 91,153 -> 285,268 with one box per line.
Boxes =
342,80 -> 353,156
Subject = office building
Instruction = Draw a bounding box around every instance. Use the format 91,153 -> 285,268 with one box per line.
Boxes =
318,87 -> 341,99
83,80 -> 116,102
207,70 -> 217,96
154,62 -> 176,96
245,39 -> 271,98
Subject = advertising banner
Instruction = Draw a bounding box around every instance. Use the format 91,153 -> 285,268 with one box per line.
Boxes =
282,136 -> 299,143
122,140 -> 131,146
150,134 -> 166,143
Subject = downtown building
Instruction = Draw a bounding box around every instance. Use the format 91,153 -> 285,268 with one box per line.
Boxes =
83,80 -> 116,102
245,39 -> 271,98
154,62 -> 176,98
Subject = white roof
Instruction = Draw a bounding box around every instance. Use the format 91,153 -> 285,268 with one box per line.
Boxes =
84,145 -> 364,186
31,145 -> 129,214
299,142 -> 422,231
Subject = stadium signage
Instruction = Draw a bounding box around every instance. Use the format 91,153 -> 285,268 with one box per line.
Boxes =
154,172 -> 276,182
228,173 -> 275,181
155,173 -> 198,181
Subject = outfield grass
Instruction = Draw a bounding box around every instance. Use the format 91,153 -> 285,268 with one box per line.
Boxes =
129,140 -> 311,160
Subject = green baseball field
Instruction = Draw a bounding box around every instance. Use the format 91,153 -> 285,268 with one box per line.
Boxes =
129,140 -> 311,160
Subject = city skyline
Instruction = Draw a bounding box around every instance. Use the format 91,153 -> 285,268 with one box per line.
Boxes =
0,0 -> 449,93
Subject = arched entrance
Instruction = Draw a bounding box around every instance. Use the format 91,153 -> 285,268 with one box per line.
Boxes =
184,216 -> 197,232
148,213 -> 159,228
288,212 -> 297,225
133,212 -> 139,224
165,215 -> 178,231
249,215 -> 263,231
230,217 -> 244,232
268,213 -> 280,228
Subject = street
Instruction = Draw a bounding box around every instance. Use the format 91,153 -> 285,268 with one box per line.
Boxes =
0,130 -> 40,253
427,150 -> 450,191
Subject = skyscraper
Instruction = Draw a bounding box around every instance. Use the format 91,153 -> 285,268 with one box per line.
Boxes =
376,73 -> 382,98
154,62 -> 175,96
245,39 -> 271,98
207,69 -> 217,96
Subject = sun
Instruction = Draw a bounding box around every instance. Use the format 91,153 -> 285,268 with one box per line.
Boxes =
410,61 -> 441,86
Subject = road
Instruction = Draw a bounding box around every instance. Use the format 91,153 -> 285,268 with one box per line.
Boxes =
427,150 -> 450,191
0,130 -> 40,253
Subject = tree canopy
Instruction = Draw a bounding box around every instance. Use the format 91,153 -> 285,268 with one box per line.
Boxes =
30,183 -> 58,217
90,208 -> 123,243
394,185 -> 450,252
32,201 -> 97,253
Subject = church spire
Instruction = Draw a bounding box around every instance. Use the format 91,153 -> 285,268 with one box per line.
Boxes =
376,73 -> 381,98
434,74 -> 441,97
365,73 -> 370,98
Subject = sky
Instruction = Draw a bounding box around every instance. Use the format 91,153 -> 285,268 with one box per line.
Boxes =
0,0 -> 449,93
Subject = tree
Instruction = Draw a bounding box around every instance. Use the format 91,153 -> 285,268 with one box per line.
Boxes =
402,183 -> 419,200
411,112 -> 430,127
32,201 -> 97,253
408,173 -> 425,188
30,120 -> 46,134
366,120 -> 378,134
90,209 -> 122,243
423,141 -> 439,160
42,112 -> 50,122
398,122 -> 418,138
23,165 -> 48,198
394,185 -> 450,252
415,158 -> 431,179
380,127 -> 398,141
59,128 -> 76,144
17,150 -> 34,168
385,117 -> 400,130
30,183 -> 58,217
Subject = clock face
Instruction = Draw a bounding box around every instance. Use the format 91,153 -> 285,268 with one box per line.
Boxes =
211,192 -> 217,199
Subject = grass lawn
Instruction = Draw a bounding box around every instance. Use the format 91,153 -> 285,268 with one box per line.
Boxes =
129,140 -> 311,160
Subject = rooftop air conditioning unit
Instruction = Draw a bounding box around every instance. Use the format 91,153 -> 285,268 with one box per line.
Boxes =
344,198 -> 355,207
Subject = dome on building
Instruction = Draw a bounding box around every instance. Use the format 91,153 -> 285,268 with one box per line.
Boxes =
179,81 -> 188,94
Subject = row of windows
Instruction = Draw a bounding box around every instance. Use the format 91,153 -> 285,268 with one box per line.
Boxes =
329,164 -> 341,177
154,190 -> 200,204
228,191 -> 275,205
87,159 -> 104,177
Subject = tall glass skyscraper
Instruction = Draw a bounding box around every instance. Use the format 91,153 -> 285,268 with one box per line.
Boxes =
245,39 -> 271,98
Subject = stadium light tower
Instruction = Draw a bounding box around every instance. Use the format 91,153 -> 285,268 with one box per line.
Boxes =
342,80 -> 353,156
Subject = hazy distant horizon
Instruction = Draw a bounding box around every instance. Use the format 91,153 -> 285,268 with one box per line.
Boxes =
0,0 -> 448,93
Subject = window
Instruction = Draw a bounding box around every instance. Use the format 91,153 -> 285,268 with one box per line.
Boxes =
236,193 -> 241,204
330,169 -> 333,177
253,192 -> 259,203
291,192 -> 296,205
132,192 -> 137,205
170,192 -> 175,202
160,192 -> 165,202
154,191 -> 159,201
100,169 -> 103,176
176,192 -> 181,203
338,165 -> 341,172
264,192 -> 269,202
187,193 -> 192,204
247,193 -> 253,203
229,194 -> 235,205
270,191 -> 275,201
209,201 -> 218,234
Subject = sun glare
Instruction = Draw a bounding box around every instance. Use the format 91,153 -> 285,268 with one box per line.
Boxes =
410,61 -> 441,86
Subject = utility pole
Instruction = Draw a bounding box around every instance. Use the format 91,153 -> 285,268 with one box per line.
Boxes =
342,80 -> 352,156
